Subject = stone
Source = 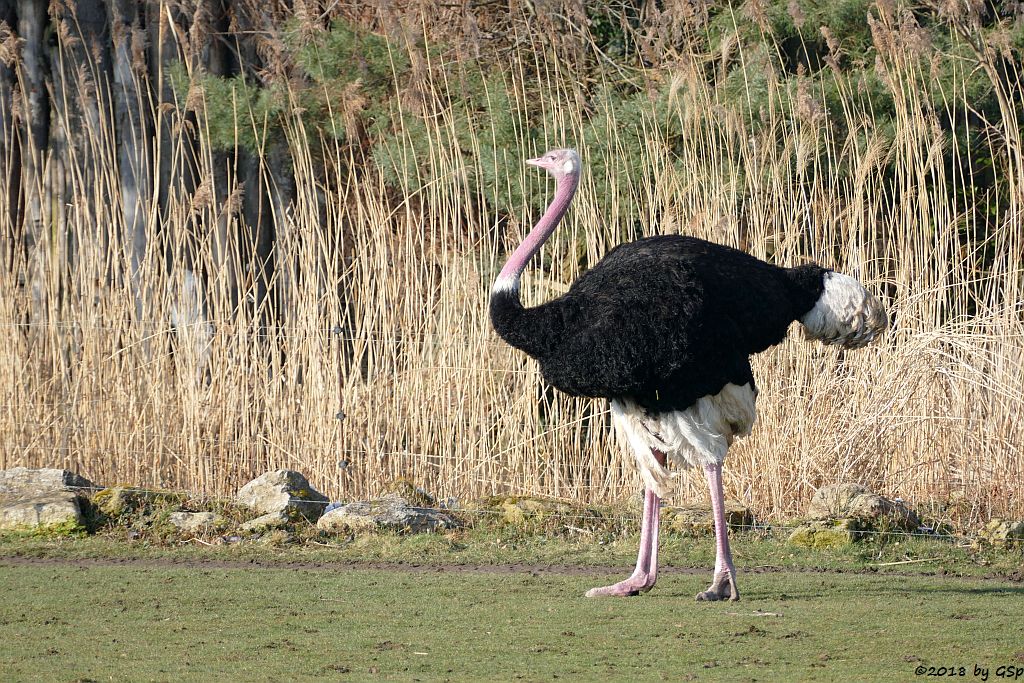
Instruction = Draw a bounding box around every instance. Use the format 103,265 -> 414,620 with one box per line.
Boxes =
484,496 -> 585,529
666,502 -> 754,534
167,511 -> 220,532
498,497 -> 548,526
317,493 -> 460,534
807,483 -> 919,531
0,491 -> 84,531
240,511 -> 291,532
0,467 -> 95,498
93,487 -> 184,517
976,519 -> 1024,548
807,483 -> 869,518
382,479 -> 436,508
787,519 -> 864,549
0,467 -> 92,532
236,470 -> 329,522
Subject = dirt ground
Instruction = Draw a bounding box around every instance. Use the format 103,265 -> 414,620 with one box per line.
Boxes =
3,553 -> 1021,583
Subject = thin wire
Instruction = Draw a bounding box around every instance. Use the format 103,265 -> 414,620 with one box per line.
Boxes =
6,412 -> 607,440
0,319 -> 510,345
1,394 -> 612,448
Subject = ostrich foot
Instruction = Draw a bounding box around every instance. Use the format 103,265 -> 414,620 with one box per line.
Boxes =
695,573 -> 739,602
585,572 -> 656,598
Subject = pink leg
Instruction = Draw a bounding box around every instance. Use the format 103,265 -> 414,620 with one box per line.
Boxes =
586,450 -> 664,598
696,462 -> 740,602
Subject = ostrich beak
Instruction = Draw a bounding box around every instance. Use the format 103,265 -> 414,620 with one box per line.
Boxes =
525,156 -> 544,168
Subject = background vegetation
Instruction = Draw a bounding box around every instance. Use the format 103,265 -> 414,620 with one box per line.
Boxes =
2,0 -> 1022,528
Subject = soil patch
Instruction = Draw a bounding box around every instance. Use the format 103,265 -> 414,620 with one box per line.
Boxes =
0,553 -> 718,575
2,553 -> 1019,583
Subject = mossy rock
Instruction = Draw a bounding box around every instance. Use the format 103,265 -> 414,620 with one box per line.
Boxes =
240,511 -> 292,532
0,518 -> 87,538
664,502 -> 754,535
787,519 -> 865,549
382,479 -> 436,508
34,519 -> 88,537
499,497 -> 549,526
469,496 -> 550,526
807,483 -> 919,531
494,497 -> 584,530
92,487 -> 186,518
469,496 -> 614,535
235,470 -> 329,521
0,491 -> 87,533
976,519 -> 1024,548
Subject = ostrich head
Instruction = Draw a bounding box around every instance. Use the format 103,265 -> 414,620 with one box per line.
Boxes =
526,148 -> 581,181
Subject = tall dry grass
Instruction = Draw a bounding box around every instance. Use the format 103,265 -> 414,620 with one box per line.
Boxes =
1,8 -> 1021,528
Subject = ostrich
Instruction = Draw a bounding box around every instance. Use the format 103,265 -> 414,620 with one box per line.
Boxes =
490,148 -> 887,600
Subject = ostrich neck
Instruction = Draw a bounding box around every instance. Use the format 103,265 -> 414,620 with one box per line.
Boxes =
493,173 -> 579,294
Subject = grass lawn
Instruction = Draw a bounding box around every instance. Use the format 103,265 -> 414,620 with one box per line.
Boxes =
2,542 -> 1023,682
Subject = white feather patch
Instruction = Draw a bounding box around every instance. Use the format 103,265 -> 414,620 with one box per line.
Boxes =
610,383 -> 757,498
800,271 -> 888,349
491,274 -> 519,294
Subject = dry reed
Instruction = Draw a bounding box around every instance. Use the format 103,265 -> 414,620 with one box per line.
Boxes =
1,7 -> 1021,529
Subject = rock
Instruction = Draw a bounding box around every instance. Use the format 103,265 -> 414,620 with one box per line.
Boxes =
807,483 -> 919,531
498,497 -> 549,526
977,519 -> 1024,548
0,467 -> 92,532
484,496 -> 584,529
0,491 -> 84,531
168,511 -> 220,532
235,470 -> 329,522
666,502 -> 754,534
93,487 -> 185,517
807,483 -> 868,518
317,493 -> 460,534
787,519 -> 864,549
0,467 -> 95,497
240,511 -> 291,532
382,479 -> 436,508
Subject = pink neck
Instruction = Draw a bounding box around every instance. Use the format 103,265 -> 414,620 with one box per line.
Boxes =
493,173 -> 579,294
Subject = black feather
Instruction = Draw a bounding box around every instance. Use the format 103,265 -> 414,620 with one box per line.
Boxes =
490,235 -> 828,412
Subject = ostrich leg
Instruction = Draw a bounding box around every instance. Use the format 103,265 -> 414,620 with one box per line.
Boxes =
586,449 -> 665,597
696,462 -> 740,602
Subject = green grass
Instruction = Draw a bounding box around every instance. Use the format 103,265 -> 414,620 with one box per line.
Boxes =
1,528 -> 1023,681
1,560 -> 1022,682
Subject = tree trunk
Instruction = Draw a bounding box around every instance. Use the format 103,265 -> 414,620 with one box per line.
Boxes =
16,0 -> 50,328
110,0 -> 151,322
49,0 -> 114,278
265,139 -> 295,325
231,2 -> 289,328
204,0 -> 240,319
150,0 -> 197,231
0,0 -> 20,265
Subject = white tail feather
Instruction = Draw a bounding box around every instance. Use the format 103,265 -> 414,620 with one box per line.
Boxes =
611,383 -> 757,498
800,272 -> 888,349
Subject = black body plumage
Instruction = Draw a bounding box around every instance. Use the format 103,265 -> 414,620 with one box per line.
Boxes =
490,235 -> 829,412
